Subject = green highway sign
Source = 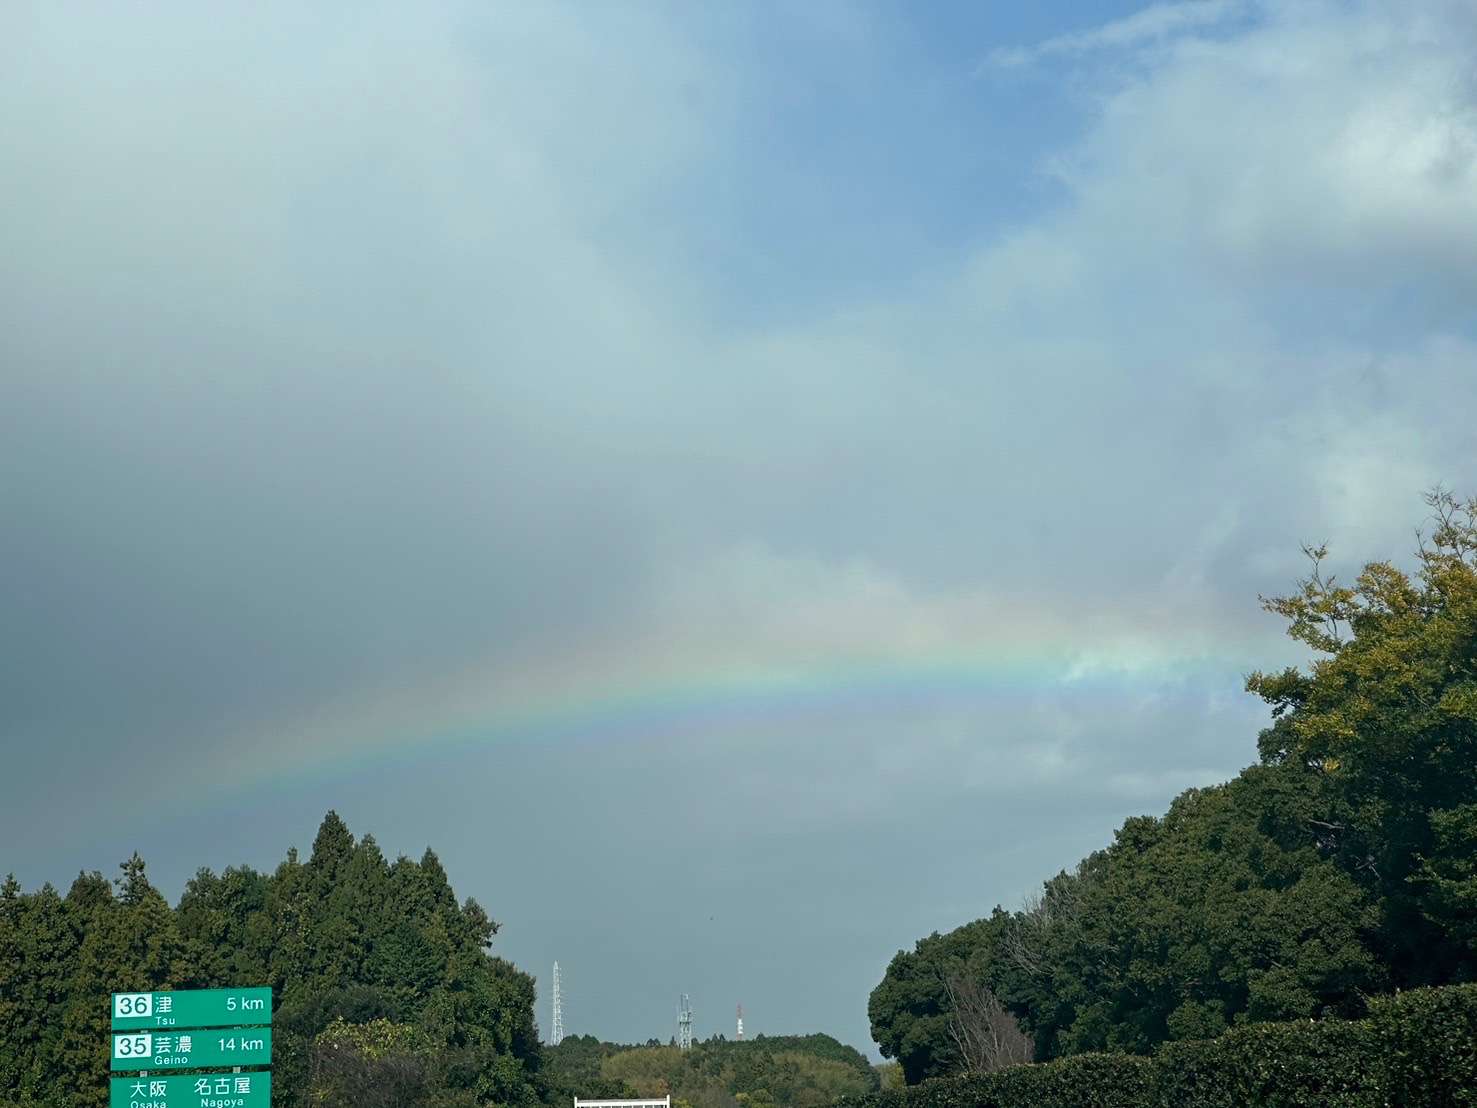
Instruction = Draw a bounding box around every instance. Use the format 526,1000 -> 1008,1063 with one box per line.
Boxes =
111,1072 -> 272,1108
111,1028 -> 272,1071
111,989 -> 271,1031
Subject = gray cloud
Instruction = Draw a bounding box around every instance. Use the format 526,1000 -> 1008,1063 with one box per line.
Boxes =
3,0 -> 1476,1057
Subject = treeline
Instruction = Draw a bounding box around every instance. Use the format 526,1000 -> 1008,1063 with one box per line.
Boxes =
0,812 -> 542,1108
0,817 -> 880,1108
544,1033 -> 878,1108
843,984 -> 1477,1108
870,490 -> 1477,1082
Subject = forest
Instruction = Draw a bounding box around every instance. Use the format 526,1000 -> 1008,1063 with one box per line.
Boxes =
868,491 -> 1477,1084
0,815 -> 879,1108
0,813 -> 539,1108
542,1033 -> 879,1108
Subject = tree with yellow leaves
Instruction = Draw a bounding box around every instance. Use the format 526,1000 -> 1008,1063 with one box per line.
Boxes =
1247,489 -> 1477,987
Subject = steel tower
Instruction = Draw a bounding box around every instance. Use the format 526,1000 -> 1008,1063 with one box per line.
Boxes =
678,994 -> 693,1050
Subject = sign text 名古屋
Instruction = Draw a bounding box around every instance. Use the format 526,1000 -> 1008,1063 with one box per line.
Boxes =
110,1072 -> 272,1108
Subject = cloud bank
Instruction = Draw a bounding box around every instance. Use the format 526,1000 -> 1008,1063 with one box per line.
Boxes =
2,0 -> 1475,1052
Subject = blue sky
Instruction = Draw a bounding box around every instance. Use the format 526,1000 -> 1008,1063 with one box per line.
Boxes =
3,0 -> 1476,1058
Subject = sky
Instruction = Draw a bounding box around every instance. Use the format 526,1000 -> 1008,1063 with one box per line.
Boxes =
3,0 -> 1477,1060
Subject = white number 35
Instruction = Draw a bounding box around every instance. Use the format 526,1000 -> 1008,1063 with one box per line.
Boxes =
114,1034 -> 152,1059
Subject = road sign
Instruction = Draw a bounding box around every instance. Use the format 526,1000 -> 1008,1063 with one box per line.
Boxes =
110,1029 -> 272,1071
111,1072 -> 272,1108
111,989 -> 272,1031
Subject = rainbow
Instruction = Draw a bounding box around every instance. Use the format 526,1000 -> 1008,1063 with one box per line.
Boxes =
214,611 -> 1284,793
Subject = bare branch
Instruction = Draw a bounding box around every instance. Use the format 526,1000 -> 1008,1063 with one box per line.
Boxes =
943,970 -> 1033,1074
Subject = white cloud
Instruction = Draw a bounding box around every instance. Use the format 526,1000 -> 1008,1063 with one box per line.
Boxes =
6,0 -> 1476,892
983,0 -> 1245,69
1060,2 -> 1477,288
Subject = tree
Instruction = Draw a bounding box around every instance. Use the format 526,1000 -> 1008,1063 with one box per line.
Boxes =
541,1035 -> 636,1103
0,879 -> 80,1108
1419,803 -> 1477,962
1247,489 -> 1477,986
309,1018 -> 432,1108
1003,764 -> 1381,1058
941,973 -> 1031,1074
868,492 -> 1477,1068
867,917 -> 1007,1082
55,856 -> 185,1108
595,1036 -> 876,1108
1,812 -> 545,1108
873,1062 -> 904,1091
866,760 -> 1383,1065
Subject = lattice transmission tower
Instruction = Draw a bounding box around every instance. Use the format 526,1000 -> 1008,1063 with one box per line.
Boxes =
736,1004 -> 744,1041
551,962 -> 564,1046
678,994 -> 693,1050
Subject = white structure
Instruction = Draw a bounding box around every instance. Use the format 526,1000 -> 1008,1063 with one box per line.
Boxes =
576,1100 -> 670,1108
736,1003 -> 744,1041
551,962 -> 564,1046
678,994 -> 693,1051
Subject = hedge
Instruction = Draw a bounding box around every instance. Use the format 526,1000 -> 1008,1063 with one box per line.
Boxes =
884,1055 -> 1154,1108
839,983 -> 1477,1108
1371,985 -> 1477,1107
1155,1017 -> 1380,1108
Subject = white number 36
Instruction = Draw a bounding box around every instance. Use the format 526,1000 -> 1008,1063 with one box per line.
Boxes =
114,994 -> 152,1018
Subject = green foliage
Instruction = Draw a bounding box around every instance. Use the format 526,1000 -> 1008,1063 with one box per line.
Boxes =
0,878 -> 79,1108
316,1016 -> 429,1060
1247,489 -> 1477,986
728,1034 -> 876,1090
843,984 -> 1477,1108
1019,763 -> 1381,1058
873,1064 -> 904,1092
867,917 -> 1007,1082
870,765 -> 1381,1070
540,1034 -> 637,1102
1154,1019 -> 1380,1108
870,491 -> 1476,1079
601,1044 -> 685,1096
913,1054 -> 1154,1108
837,1053 -> 1154,1108
544,1035 -> 876,1108
310,1018 -> 433,1108
1417,802 -> 1477,962
1369,984 -> 1477,1107
57,857 -> 186,1108
0,813 -> 541,1108
981,1053 -> 1154,1108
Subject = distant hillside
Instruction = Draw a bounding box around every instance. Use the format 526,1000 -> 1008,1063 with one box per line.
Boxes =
543,1033 -> 879,1108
